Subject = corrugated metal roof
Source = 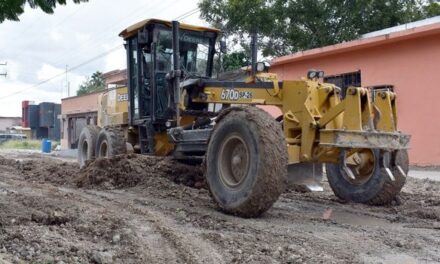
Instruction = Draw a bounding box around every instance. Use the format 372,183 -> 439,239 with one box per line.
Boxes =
362,16 -> 440,38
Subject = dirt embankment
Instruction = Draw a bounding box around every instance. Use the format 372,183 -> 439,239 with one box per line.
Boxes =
77,154 -> 205,189
0,154 -> 204,189
0,154 -> 438,263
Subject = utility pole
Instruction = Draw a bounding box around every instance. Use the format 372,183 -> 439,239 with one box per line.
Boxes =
65,65 -> 70,97
0,62 -> 7,78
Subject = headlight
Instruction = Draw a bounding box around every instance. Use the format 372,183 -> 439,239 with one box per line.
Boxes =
307,70 -> 317,79
256,62 -> 266,72
307,69 -> 325,80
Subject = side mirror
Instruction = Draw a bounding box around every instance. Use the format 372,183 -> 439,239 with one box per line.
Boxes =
220,40 -> 227,54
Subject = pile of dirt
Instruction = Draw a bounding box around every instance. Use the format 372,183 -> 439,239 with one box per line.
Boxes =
0,155 -> 19,167
0,155 -> 80,186
19,159 -> 80,185
0,154 -> 204,190
76,154 -> 205,190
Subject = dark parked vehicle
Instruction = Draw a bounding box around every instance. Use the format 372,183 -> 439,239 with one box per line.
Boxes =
0,133 -> 27,144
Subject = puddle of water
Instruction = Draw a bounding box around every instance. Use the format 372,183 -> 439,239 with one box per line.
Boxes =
329,210 -> 391,227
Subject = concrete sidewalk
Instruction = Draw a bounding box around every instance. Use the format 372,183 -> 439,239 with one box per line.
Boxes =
409,169 -> 440,181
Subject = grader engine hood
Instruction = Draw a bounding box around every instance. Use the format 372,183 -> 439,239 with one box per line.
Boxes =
97,86 -> 129,128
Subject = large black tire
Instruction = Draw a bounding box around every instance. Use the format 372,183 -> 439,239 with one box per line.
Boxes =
369,149 -> 409,205
326,149 -> 409,205
78,125 -> 100,169
95,128 -> 127,158
206,106 -> 287,217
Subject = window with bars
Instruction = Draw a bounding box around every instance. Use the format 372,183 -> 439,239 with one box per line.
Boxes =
324,71 -> 361,98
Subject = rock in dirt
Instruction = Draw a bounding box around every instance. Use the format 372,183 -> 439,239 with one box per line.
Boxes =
91,251 -> 113,264
112,233 -> 121,244
31,211 -> 70,226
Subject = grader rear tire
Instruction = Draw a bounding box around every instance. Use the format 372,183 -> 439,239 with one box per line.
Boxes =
206,106 -> 287,217
326,149 -> 408,205
78,125 -> 100,169
95,128 -> 127,158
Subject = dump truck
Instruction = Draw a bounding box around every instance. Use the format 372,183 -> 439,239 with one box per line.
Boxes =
78,19 -> 410,217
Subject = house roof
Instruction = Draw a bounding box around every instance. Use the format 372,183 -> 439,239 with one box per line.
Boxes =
272,17 -> 440,66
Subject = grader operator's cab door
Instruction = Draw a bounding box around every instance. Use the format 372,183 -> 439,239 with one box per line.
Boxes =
125,22 -> 217,126
126,32 -> 153,123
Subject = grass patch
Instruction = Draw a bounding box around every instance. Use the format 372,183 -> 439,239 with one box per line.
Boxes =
0,140 -> 42,150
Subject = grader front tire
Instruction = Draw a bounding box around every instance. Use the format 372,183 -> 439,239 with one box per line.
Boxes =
368,149 -> 408,205
206,107 -> 287,217
326,149 -> 409,205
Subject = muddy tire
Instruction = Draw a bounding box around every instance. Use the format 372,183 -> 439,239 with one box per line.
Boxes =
368,149 -> 409,205
206,106 -> 287,217
326,149 -> 409,205
95,128 -> 126,158
78,125 -> 100,169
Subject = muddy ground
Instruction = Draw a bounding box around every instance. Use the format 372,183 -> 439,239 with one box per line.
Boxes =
0,152 -> 438,264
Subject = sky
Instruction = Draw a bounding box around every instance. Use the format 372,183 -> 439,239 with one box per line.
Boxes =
0,0 -> 206,117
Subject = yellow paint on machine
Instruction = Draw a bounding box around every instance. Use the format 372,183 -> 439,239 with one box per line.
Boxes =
98,86 -> 129,128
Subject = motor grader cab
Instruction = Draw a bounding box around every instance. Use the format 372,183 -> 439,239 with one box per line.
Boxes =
78,19 -> 410,217
118,19 -> 219,156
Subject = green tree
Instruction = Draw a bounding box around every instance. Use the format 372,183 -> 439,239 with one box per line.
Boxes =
424,0 -> 440,17
0,0 -> 88,23
199,0 -> 440,57
222,51 -> 250,71
76,71 -> 105,96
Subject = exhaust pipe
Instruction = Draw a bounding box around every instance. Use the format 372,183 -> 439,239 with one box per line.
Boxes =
251,33 -> 257,76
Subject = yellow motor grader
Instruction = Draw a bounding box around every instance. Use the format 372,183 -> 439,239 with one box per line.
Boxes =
78,19 -> 410,217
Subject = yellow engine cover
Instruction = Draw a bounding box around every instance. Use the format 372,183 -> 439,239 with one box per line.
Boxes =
97,86 -> 129,127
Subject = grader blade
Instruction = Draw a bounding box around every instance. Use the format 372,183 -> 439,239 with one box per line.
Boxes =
287,163 -> 324,192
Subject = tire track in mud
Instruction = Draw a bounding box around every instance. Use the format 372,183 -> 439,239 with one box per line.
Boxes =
58,188 -> 227,264
0,176 -> 225,263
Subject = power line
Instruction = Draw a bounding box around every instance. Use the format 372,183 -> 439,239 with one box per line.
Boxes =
52,4 -> 199,68
0,5 -> 205,99
174,7 -> 200,20
0,46 -> 122,100
49,1 -> 175,68
180,9 -> 201,21
0,62 -> 7,78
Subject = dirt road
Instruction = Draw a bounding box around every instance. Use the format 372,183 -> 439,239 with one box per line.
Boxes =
0,152 -> 439,263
